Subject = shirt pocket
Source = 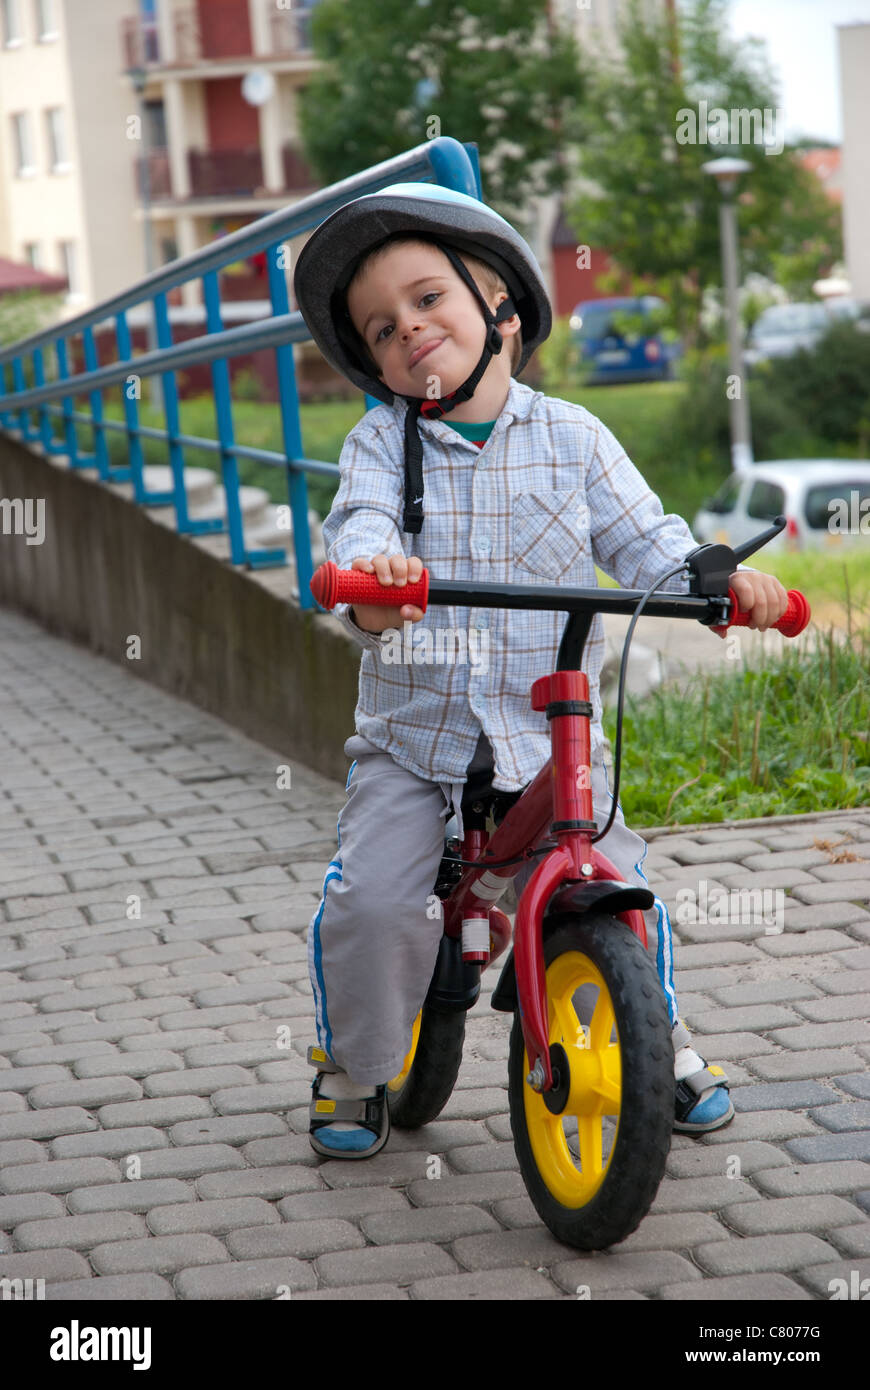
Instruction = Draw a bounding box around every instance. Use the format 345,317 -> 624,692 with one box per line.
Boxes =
511,488 -> 588,581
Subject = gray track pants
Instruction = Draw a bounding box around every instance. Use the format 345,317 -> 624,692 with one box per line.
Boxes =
307,732 -> 678,1085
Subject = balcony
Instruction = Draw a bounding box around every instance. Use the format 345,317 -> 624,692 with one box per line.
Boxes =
135,147 -> 173,201
282,144 -> 315,191
188,147 -> 264,198
120,3 -> 316,70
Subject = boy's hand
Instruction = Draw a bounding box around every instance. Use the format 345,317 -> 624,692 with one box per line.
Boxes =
717,570 -> 789,634
348,554 -> 425,632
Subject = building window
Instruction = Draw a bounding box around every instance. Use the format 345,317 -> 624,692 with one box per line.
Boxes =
46,107 -> 69,171
11,112 -> 36,175
2,0 -> 23,46
35,0 -> 56,40
58,240 -> 80,297
23,241 -> 42,269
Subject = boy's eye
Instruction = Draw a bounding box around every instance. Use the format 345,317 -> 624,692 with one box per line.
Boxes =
373,291 -> 440,344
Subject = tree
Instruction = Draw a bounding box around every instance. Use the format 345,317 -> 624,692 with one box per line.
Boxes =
567,0 -> 843,344
297,0 -> 583,238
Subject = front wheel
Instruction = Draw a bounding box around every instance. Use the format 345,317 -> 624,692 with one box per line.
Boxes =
508,914 -> 673,1250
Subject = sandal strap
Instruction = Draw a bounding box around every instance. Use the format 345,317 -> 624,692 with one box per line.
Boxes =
307,1045 -> 341,1074
678,1063 -> 729,1100
309,1078 -> 387,1133
671,1018 -> 693,1051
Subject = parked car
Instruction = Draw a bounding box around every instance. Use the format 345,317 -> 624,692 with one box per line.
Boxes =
744,301 -> 833,366
569,296 -> 681,384
692,460 -> 870,552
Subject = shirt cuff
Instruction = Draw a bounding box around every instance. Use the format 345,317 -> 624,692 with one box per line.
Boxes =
334,601 -> 388,655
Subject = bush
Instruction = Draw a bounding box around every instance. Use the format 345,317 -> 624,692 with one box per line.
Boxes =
668,323 -> 870,479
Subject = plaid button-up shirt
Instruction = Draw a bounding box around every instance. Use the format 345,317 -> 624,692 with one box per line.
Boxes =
322,378 -> 697,792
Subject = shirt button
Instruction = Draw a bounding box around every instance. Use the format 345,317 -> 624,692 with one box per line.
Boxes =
477,615 -> 490,629
477,537 -> 491,554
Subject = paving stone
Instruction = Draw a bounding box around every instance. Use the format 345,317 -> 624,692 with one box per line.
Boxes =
292,1282 -> 409,1301
12,1211 -> 147,1251
696,1232 -> 841,1276
49,1126 -> 169,1160
27,1076 -> 143,1108
732,1081 -> 843,1111
0,1065 -> 71,1092
659,1273 -> 813,1300
444,1142 -> 518,1175
768,1020 -> 870,1050
72,1051 -> 184,1079
43,1273 -> 175,1300
183,1042 -> 287,1068
684,1004 -> 800,1033
316,1241 -> 459,1287
800,1257 -> 870,1299
211,1082 -> 307,1115
816,970 -> 870,995
828,1223 -> 870,1257
276,1187 -> 410,1221
550,1250 -> 700,1295
745,1048 -> 865,1081
0,1192 -> 65,1226
753,1160 -> 870,1198
0,1107 -> 99,1142
836,1074 -> 870,1099
700,1110 -> 819,1144
97,1097 -> 213,1128
0,1247 -> 92,1283
785,1131 -> 870,1163
612,1212 -> 729,1252
147,1197 -> 281,1236
0,1156 -> 121,1194
664,1140 -> 791,1178
134,1144 -> 246,1181
0,1140 -> 45,1166
708,979 -> 821,1007
9,1042 -> 116,1066
168,1115 -> 288,1146
810,1101 -> 870,1133
409,1268 -> 559,1299
225,1218 -> 366,1261
360,1205 -> 500,1246
90,1232 -> 231,1276
725,1194 -> 866,1239
142,1067 -> 257,1099
57,1020 -> 159,1045
795,996 -> 870,1022
174,1256 -> 317,1300
67,1179 -> 195,1214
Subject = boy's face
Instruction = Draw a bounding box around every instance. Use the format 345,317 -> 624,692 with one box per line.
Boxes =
346,240 -> 513,400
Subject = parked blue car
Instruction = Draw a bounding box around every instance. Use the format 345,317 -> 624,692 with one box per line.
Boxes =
569,296 -> 681,384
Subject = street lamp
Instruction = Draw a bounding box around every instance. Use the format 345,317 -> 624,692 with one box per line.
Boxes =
127,62 -> 161,411
702,155 -> 753,472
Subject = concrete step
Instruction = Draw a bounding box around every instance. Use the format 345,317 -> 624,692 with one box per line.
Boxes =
245,504 -> 325,558
187,483 -> 271,529
141,465 -> 217,506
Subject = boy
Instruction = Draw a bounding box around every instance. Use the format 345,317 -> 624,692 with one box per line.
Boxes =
293,182 -> 787,1157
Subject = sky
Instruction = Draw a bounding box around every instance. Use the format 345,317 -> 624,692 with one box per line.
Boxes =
726,0 -> 870,144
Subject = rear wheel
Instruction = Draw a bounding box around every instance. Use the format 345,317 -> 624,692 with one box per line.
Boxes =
387,1005 -> 465,1129
508,914 -> 672,1249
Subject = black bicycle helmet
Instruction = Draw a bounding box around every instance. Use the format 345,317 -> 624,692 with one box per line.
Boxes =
293,181 -> 552,534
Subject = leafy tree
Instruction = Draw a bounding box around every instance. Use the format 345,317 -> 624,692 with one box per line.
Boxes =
567,0 -> 842,344
297,0 -> 583,237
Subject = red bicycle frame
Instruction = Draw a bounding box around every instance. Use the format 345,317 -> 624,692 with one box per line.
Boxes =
439,667 -> 648,1095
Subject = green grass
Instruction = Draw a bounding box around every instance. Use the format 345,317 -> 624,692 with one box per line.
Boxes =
604,614 -> 870,826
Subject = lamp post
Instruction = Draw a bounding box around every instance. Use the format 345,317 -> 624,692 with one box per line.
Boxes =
702,156 -> 753,471
127,62 -> 161,411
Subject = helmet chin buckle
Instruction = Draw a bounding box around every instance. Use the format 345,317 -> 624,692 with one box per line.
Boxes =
486,322 -> 504,355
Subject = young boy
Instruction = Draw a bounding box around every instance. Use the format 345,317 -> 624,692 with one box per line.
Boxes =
293,182 -> 788,1158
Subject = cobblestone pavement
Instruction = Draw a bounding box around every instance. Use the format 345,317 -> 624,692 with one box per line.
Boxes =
0,607 -> 868,1302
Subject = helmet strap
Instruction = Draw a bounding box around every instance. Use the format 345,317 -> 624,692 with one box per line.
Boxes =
401,242 -> 516,534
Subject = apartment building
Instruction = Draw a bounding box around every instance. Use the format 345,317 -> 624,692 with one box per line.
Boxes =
0,0 -> 320,319
838,22 -> 870,300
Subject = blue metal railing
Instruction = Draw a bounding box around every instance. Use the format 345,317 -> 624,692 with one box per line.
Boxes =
0,136 -> 483,609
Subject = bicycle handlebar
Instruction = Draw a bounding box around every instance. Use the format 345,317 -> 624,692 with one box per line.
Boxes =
310,562 -> 811,639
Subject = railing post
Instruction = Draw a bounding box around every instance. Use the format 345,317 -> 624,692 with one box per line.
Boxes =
82,326 -> 111,480
266,238 -> 310,598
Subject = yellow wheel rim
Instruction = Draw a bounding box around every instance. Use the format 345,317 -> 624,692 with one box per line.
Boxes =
523,951 -> 621,1208
388,1010 -> 422,1092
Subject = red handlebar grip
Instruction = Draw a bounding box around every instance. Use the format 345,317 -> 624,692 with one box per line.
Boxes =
310,561 -> 429,614
713,587 -> 811,638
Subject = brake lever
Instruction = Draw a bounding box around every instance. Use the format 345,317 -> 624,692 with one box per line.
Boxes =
685,516 -> 787,598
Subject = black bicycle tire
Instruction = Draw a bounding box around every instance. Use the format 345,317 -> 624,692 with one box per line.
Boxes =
387,1004 -> 466,1129
508,914 -> 673,1250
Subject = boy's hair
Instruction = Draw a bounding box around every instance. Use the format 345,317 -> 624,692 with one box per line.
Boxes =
347,234 -> 523,375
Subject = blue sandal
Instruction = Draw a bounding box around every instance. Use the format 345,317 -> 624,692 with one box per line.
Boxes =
671,1021 -> 734,1133
307,1046 -> 390,1158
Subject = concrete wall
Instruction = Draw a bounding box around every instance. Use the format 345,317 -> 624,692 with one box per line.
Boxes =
0,433 -> 361,784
